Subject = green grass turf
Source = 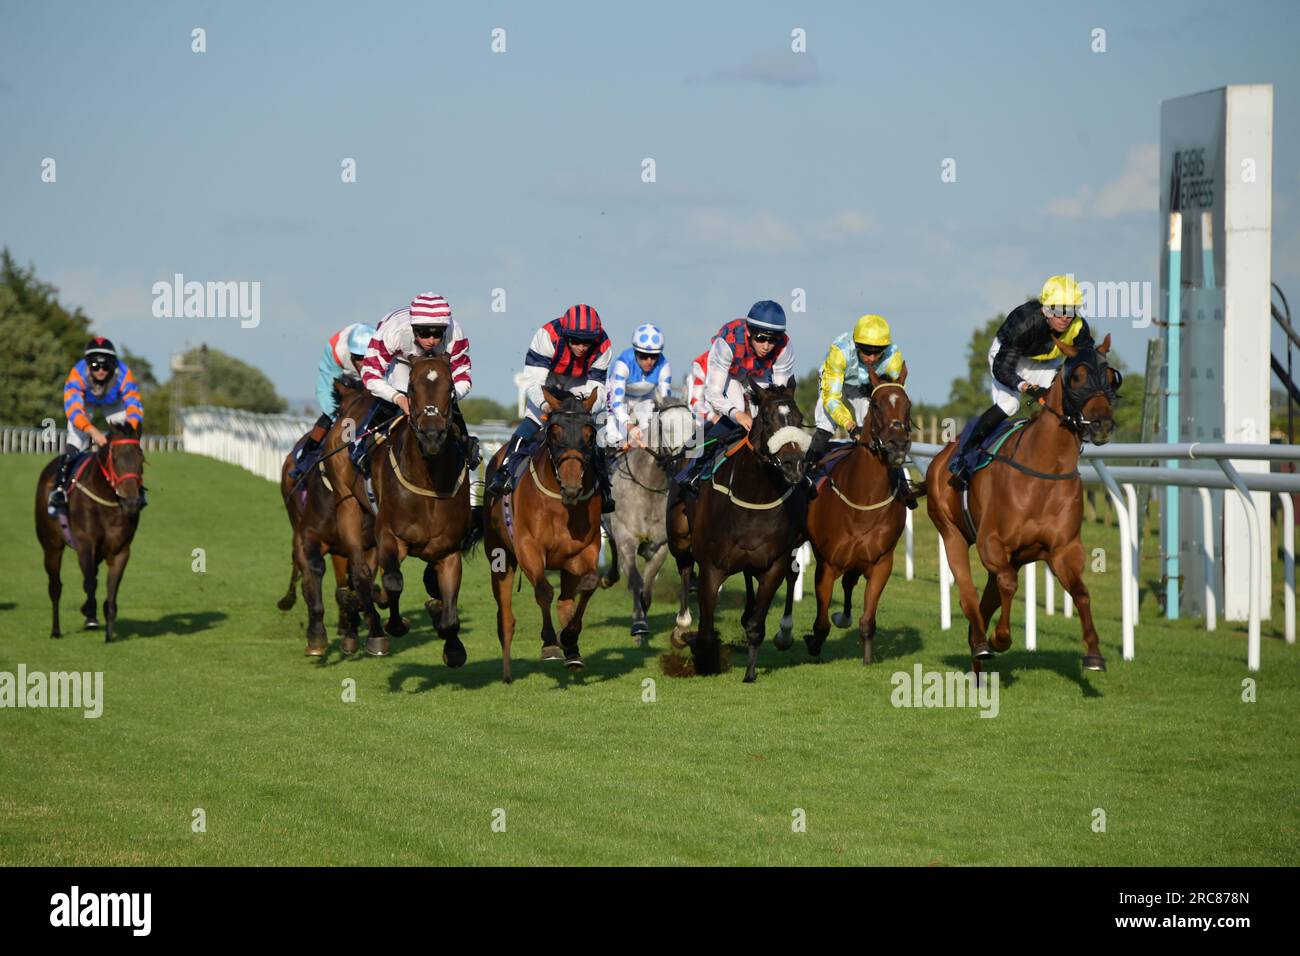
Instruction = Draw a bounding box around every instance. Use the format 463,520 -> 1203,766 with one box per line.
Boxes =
0,452 -> 1297,866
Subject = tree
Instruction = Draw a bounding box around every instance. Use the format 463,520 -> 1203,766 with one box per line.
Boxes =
459,396 -> 518,424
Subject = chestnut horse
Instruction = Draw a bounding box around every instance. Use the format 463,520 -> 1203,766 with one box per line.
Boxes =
925,336 -> 1121,671
35,422 -> 145,642
483,387 -> 602,683
686,380 -> 810,682
804,362 -> 913,664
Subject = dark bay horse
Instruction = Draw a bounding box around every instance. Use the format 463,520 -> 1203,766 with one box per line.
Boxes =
687,380 -> 810,682
365,353 -> 478,664
35,422 -> 145,642
925,336 -> 1120,671
484,387 -> 602,683
804,362 -> 914,664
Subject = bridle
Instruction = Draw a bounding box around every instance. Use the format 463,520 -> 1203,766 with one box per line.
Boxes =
1039,349 -> 1121,436
98,438 -> 144,503
544,404 -> 598,497
862,381 -> 913,462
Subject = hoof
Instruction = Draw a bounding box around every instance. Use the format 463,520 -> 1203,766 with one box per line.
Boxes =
365,636 -> 390,657
971,641 -> 993,660
564,655 -> 585,672
802,633 -> 826,658
990,634 -> 1012,653
1082,654 -> 1107,672
304,643 -> 327,658
742,673 -> 756,684
385,617 -> 410,638
339,635 -> 359,656
50,630 -> 62,639
831,611 -> 851,629
670,627 -> 689,649
773,629 -> 794,651
84,618 -> 99,630
442,644 -> 468,668
631,619 -> 650,638
540,644 -> 565,662
501,674 -> 513,685
425,598 -> 443,620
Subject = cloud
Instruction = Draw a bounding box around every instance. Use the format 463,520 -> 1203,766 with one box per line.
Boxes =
690,50 -> 828,88
1045,143 -> 1159,219
639,207 -> 876,262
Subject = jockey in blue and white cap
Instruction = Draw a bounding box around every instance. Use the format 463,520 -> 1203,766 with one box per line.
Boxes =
289,322 -> 377,480
605,324 -> 672,448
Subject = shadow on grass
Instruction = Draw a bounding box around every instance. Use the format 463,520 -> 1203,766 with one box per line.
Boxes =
0,601 -> 16,612
938,648 -> 1104,698
383,639 -> 660,693
114,610 -> 228,640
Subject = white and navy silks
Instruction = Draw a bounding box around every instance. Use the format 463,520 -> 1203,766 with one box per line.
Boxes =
604,346 -> 672,445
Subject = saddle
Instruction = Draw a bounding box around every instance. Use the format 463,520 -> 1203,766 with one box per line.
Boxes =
955,417 -> 1029,478
809,440 -> 856,491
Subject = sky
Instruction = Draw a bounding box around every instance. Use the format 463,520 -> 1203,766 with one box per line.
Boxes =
3,0 -> 1299,411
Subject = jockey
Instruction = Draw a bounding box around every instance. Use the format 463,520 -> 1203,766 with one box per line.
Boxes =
676,300 -> 798,493
287,322 -> 375,480
948,274 -> 1094,486
485,303 -> 615,513
356,292 -> 476,474
685,350 -> 713,426
605,324 -> 672,449
47,337 -> 145,512
809,313 -> 916,506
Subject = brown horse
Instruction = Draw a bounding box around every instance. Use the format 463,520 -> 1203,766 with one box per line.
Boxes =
366,353 -> 477,664
35,422 -> 145,642
687,380 -> 810,682
804,362 -> 913,664
277,379 -> 367,646
925,336 -> 1120,671
483,387 -> 602,683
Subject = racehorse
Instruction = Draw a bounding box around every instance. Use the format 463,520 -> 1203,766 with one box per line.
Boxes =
684,380 -> 810,682
803,361 -> 913,664
277,377 -> 367,648
600,394 -> 696,644
35,422 -> 145,642
925,336 -> 1121,672
365,353 -> 479,664
483,387 -> 603,683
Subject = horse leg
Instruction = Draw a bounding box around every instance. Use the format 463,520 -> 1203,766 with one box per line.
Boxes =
858,552 -> 895,665
1047,540 -> 1106,671
978,572 -> 1001,649
692,561 -> 725,676
43,541 -> 64,638
299,534 -> 330,656
330,554 -> 356,638
805,558 -> 838,658
741,571 -> 756,630
490,548 -> 519,684
102,546 -> 130,643
937,524 -> 990,661
434,552 -> 466,668
773,563 -> 796,650
77,544 -> 99,630
378,530 -> 409,638
980,548 -> 1019,655
671,555 -> 694,648
339,506 -> 387,657
558,570 -> 593,671
277,538 -> 301,611
743,561 -> 788,683
833,569 -> 860,629
642,539 -> 670,616
616,531 -> 648,644
517,541 -> 560,659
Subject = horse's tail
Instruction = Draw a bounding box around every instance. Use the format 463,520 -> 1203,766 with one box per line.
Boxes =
461,504 -> 485,555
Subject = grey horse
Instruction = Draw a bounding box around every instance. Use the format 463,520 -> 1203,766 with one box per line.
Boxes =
601,395 -> 697,644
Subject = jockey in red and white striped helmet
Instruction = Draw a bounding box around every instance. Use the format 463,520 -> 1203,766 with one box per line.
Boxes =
361,292 -> 473,419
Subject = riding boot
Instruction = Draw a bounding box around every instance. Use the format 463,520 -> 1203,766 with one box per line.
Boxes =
289,416 -> 331,481
803,428 -> 832,500
949,405 -> 1008,485
451,404 -> 481,470
47,448 -> 77,512
594,446 -> 616,514
893,466 -> 919,510
488,419 -> 541,497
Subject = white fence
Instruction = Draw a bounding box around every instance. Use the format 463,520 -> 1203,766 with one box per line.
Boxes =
909,441 -> 1300,672
0,426 -> 183,454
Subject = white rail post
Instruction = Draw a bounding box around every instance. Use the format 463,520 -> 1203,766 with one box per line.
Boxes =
904,509 -> 914,580
793,542 -> 811,602
1091,459 -> 1134,661
1064,588 -> 1074,618
1279,493 -> 1295,645
1218,460 -> 1261,671
938,534 -> 952,630
1198,487 -> 1217,631
1123,482 -> 1140,623
1024,562 -> 1037,651
1045,564 -> 1055,615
